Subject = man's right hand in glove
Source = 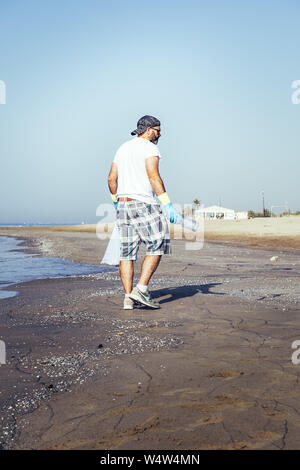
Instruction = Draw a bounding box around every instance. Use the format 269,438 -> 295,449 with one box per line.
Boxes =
158,192 -> 180,224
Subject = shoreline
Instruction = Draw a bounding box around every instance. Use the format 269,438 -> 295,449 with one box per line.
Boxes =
0,229 -> 300,449
1,215 -> 300,254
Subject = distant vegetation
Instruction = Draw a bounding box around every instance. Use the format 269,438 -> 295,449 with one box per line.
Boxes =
248,209 -> 271,218
248,209 -> 300,218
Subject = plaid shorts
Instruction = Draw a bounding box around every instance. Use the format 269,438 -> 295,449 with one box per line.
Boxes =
116,200 -> 171,260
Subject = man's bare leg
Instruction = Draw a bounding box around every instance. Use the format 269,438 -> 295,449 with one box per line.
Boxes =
128,255 -> 162,308
119,260 -> 134,294
137,255 -> 162,287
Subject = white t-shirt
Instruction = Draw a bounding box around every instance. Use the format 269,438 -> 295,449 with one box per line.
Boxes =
113,136 -> 162,204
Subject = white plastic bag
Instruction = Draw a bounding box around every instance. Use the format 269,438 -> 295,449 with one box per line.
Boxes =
101,224 -> 120,266
101,224 -> 138,266
176,215 -> 199,232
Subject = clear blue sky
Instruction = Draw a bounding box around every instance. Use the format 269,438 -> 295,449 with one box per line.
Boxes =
1,0 -> 299,223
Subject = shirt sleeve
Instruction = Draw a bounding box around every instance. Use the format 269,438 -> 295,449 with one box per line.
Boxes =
144,142 -> 162,160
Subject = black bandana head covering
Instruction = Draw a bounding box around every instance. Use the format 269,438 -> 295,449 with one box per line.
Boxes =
131,115 -> 161,136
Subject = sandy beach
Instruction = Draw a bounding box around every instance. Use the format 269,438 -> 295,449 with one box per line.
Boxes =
1,215 -> 299,253
0,218 -> 300,449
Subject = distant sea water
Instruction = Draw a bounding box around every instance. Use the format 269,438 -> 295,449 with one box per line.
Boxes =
0,223 -> 82,227
0,235 -> 117,300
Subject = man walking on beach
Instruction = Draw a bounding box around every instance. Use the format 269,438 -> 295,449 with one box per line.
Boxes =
108,115 -> 180,310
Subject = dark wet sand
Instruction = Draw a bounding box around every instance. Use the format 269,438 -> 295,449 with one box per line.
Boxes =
0,228 -> 300,450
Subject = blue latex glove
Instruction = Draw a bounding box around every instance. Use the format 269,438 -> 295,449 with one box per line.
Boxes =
164,202 -> 180,224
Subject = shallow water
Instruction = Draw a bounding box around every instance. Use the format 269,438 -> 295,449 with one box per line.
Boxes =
0,236 -> 117,300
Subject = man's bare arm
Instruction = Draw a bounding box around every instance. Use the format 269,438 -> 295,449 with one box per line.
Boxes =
108,162 -> 118,195
145,156 -> 166,196
146,156 -> 180,223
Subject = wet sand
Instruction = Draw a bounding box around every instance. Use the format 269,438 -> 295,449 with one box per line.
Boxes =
0,226 -> 300,449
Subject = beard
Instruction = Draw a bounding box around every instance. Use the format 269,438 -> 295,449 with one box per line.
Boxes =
150,131 -> 159,145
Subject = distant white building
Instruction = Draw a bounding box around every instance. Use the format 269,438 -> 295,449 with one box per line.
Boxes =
235,211 -> 248,220
195,205 -> 248,220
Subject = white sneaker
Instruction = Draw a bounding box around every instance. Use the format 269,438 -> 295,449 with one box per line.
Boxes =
129,286 -> 160,309
123,296 -> 134,310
